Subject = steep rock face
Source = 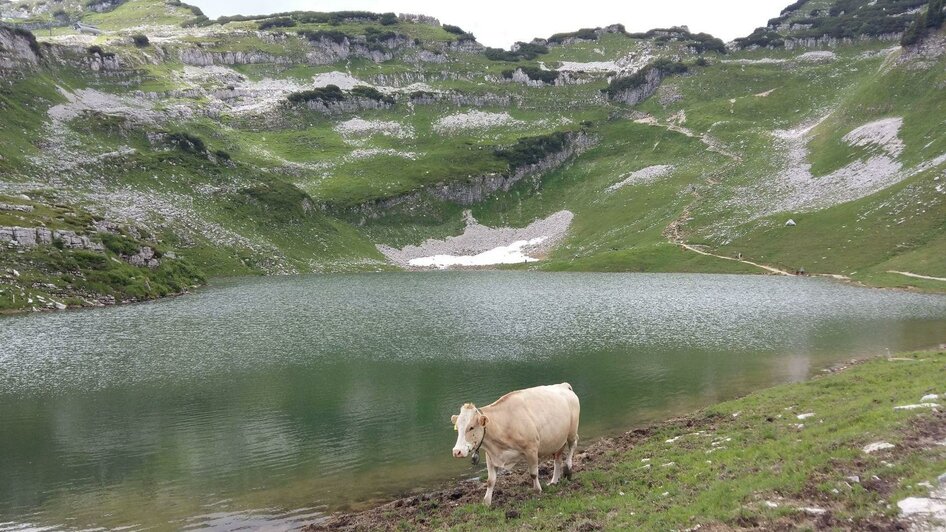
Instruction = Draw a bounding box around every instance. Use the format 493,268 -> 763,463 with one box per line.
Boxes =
0,226 -> 105,251
85,52 -> 121,71
609,68 -> 663,105
784,33 -> 900,49
351,132 -> 596,216
408,91 -> 517,108
178,48 -> 295,66
0,27 -> 40,70
304,97 -> 393,114
304,35 -> 413,64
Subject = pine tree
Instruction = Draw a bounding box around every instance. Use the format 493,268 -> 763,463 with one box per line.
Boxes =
927,0 -> 945,29
901,11 -> 927,46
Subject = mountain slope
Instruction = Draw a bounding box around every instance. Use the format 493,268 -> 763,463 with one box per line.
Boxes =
1,0 -> 945,311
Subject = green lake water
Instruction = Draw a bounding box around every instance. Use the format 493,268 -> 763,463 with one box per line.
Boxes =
1,272 -> 945,530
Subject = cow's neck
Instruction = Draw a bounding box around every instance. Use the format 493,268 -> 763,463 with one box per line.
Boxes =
479,405 -> 515,461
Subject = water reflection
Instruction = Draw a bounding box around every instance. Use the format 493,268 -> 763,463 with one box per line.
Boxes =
1,272 -> 945,530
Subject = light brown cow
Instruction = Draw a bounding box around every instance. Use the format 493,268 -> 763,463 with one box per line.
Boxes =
451,383 -> 580,506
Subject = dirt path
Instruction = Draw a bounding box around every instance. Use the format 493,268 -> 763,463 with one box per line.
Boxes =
677,242 -> 795,276
887,270 -> 946,282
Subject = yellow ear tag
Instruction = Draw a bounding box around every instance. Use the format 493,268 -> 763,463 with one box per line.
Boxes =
453,423 -> 458,431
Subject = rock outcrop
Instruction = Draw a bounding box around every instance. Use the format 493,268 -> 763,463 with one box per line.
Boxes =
351,132 -> 596,216
0,26 -> 41,70
0,226 -> 105,250
609,68 -> 664,106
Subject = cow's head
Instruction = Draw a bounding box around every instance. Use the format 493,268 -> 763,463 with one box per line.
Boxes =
451,403 -> 488,458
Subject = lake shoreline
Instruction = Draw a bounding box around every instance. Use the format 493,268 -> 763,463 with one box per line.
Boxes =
3,266 -> 944,317
304,350 -> 946,530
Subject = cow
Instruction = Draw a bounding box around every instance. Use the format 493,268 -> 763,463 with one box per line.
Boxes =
450,382 -> 580,506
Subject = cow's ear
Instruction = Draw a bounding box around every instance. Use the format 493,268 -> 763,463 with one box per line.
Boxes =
479,415 -> 489,427
451,414 -> 458,425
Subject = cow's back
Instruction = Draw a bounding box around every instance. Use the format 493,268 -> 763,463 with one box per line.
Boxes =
491,383 -> 579,456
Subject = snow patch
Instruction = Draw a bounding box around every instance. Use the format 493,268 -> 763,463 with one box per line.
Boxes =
408,238 -> 546,268
379,210 -> 573,269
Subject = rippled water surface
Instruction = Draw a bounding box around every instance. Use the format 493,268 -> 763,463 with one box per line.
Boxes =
2,272 -> 946,530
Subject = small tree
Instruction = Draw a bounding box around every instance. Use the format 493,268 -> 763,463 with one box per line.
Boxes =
901,11 -> 927,46
131,34 -> 150,47
927,0 -> 944,28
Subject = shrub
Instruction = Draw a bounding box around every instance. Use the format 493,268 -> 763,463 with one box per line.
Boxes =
131,34 -> 149,47
734,27 -> 785,48
605,59 -> 687,98
350,85 -> 394,104
547,27 -> 598,44
298,29 -> 348,44
484,42 -> 548,62
688,32 -> 726,54
927,0 -> 944,28
101,233 -> 139,255
494,132 -> 570,170
166,131 -> 207,154
780,0 -> 810,15
380,12 -> 397,25
501,66 -> 559,84
286,85 -> 346,104
258,17 -> 295,30
213,149 -> 231,161
442,24 -> 466,35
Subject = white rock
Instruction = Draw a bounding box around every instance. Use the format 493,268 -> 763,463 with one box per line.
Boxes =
863,442 -> 895,453
607,165 -> 674,191
894,403 -> 939,411
801,507 -> 827,515
898,497 -> 946,515
785,219 -> 797,227
920,394 -> 940,402
765,501 -> 779,508
796,412 -> 815,420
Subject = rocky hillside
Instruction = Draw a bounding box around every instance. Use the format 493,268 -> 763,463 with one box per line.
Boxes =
1,0 -> 945,312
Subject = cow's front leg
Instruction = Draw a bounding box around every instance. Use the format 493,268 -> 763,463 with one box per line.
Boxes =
483,453 -> 497,506
526,449 -> 542,492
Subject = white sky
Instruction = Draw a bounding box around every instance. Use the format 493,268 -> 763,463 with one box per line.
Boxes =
189,1 -> 790,47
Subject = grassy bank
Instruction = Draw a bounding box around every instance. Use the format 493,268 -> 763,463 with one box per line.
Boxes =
310,350 -> 946,530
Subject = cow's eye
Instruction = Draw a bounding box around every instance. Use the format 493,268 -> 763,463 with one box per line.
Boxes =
467,426 -> 473,431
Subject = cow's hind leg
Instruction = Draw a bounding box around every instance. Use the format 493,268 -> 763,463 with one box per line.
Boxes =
483,454 -> 497,506
550,448 -> 564,484
564,433 -> 579,480
526,449 -> 542,492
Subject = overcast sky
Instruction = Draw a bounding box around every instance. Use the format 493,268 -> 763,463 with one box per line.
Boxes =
189,1 -> 790,48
